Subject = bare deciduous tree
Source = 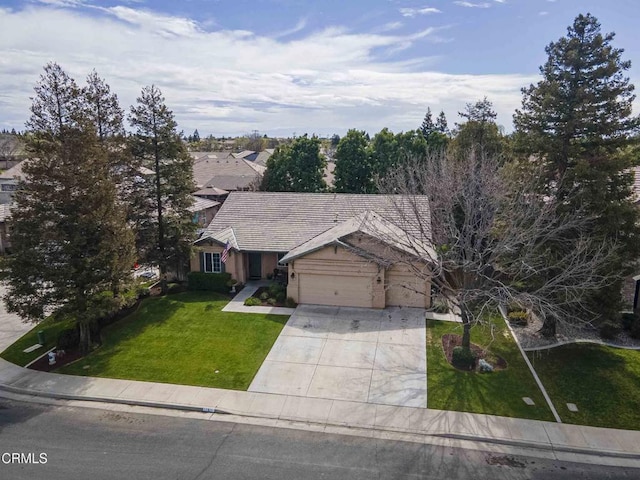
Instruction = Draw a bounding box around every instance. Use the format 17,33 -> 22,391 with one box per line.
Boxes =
377,151 -> 619,349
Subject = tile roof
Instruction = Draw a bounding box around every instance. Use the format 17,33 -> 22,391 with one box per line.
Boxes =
197,192 -> 431,253
192,156 -> 262,190
633,166 -> 640,203
0,160 -> 27,180
193,187 -> 229,197
281,211 -> 434,263
188,195 -> 220,213
0,203 -> 11,222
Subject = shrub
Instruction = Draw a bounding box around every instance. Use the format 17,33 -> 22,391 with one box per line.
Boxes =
599,321 -> 621,340
285,297 -> 297,308
275,291 -> 287,303
244,297 -> 261,306
507,310 -> 528,326
268,282 -> 286,297
259,291 -> 270,301
267,297 -> 278,305
478,358 -> 494,373
57,327 -> 80,351
187,272 -> 232,292
452,346 -> 476,370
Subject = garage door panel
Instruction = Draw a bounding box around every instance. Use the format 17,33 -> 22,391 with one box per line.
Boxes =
386,274 -> 426,308
299,274 -> 372,308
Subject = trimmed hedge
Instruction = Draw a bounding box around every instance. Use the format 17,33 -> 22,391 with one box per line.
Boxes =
452,346 -> 476,370
187,272 -> 232,292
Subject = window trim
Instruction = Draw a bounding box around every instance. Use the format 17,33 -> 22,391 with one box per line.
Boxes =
203,252 -> 222,273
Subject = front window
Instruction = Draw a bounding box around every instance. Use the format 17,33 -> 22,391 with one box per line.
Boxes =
203,252 -> 221,273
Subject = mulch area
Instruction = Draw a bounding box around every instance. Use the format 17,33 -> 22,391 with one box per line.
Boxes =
441,333 -> 508,372
28,349 -> 84,372
251,286 -> 286,307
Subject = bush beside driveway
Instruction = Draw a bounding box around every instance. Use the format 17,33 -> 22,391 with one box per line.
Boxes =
57,292 -> 289,390
426,317 -> 555,421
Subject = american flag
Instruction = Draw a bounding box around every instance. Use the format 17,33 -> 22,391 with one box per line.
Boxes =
221,241 -> 231,264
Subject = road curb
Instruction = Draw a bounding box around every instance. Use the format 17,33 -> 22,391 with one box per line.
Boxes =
2,382 -> 638,462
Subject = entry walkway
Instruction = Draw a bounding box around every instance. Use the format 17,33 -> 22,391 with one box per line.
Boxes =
221,281 -> 296,315
249,305 -> 427,408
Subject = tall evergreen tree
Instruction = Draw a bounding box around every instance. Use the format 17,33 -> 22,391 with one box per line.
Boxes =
3,64 -> 135,352
453,97 -> 503,160
83,70 -> 125,142
129,85 -> 195,293
420,107 -> 435,139
435,110 -> 449,134
333,129 -> 373,193
514,13 -> 640,330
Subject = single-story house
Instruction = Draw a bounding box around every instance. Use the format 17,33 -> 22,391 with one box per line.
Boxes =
193,192 -> 433,309
0,203 -> 12,253
189,195 -> 220,237
191,151 -> 266,193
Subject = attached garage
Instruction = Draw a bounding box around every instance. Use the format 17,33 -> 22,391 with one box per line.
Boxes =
385,269 -> 429,308
298,273 -> 373,308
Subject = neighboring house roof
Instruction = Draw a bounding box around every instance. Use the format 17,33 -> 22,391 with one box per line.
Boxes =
232,150 -> 255,159
633,166 -> 640,203
0,160 -> 27,181
188,196 -> 220,213
192,156 -> 262,191
197,192 -> 431,253
190,151 -> 233,161
281,211 -> 434,264
254,151 -> 272,166
193,187 -> 229,197
0,204 -> 12,222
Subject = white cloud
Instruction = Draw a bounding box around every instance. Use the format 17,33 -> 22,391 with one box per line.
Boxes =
399,7 -> 441,17
539,11 -> 549,16
0,5 -> 537,135
454,1 -> 491,8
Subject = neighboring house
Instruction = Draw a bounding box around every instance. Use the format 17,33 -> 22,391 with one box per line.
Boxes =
0,161 -> 26,204
191,151 -> 265,193
189,195 -> 220,237
193,186 -> 229,203
0,203 -> 12,253
193,192 -> 433,309
624,166 -> 640,309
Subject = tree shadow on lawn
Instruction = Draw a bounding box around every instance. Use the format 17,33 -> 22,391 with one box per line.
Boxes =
528,345 -> 640,428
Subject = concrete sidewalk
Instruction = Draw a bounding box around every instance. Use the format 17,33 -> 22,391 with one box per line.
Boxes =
1,358 -> 638,466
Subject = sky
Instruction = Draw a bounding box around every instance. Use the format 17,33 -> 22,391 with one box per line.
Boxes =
0,0 -> 639,137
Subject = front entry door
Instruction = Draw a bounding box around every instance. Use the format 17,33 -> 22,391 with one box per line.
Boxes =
248,252 -> 262,279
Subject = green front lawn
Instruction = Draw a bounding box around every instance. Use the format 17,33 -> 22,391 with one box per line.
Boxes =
1,315 -> 76,366
527,344 -> 640,430
427,317 -> 554,421
57,291 -> 289,390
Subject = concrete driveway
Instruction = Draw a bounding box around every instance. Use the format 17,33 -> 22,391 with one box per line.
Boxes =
249,304 -> 427,408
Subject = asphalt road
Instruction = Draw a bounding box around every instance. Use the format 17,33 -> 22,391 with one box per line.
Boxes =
0,399 -> 637,480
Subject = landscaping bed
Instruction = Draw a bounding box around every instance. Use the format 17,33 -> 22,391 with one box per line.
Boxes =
427,316 -> 554,421
441,333 -> 507,372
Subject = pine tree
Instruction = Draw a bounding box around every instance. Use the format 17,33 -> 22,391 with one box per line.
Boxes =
129,85 -> 195,293
3,64 -> 135,352
334,129 -> 373,193
420,107 -> 435,139
435,111 -> 449,134
514,13 -> 640,331
453,97 -> 503,160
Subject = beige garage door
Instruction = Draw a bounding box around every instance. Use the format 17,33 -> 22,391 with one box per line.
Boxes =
386,273 -> 426,308
299,274 -> 373,308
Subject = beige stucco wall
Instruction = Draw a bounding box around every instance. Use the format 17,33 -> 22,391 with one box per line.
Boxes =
262,252 -> 279,279
191,243 -> 246,283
